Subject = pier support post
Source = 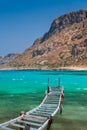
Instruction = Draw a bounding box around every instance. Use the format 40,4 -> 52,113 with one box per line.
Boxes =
47,78 -> 50,93
47,116 -> 53,130
61,93 -> 64,104
47,86 -> 50,93
20,111 -> 25,119
20,111 -> 25,130
60,90 -> 64,114
60,103 -> 62,114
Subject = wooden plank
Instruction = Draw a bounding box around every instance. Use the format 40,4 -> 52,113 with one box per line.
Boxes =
45,102 -> 58,104
30,113 -> 50,118
37,109 -> 54,113
10,123 -> 25,128
46,98 -> 59,101
31,111 -> 51,116
42,103 -> 57,106
45,98 -> 58,100
46,100 -> 59,102
39,106 -> 56,109
39,106 -> 57,109
45,98 -> 59,100
23,117 -> 45,123
0,126 -> 14,130
35,110 -> 52,114
48,93 -> 60,95
45,100 -> 58,102
38,108 -> 55,112
45,101 -> 58,104
48,92 -> 60,95
32,111 -> 52,115
17,119 -> 42,127
45,99 -> 58,101
32,109 -> 51,114
26,115 -> 47,120
43,104 -> 58,107
37,110 -> 54,114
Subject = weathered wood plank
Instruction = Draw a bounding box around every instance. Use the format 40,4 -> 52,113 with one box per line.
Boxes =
36,109 -> 53,112
32,111 -> 52,115
43,103 -> 58,107
23,117 -> 45,123
39,106 -> 56,109
10,123 -> 25,128
30,113 -> 50,118
25,115 -> 47,121
0,126 -> 14,130
17,119 -> 42,127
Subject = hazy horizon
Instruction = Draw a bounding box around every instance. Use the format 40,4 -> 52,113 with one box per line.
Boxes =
0,0 -> 87,56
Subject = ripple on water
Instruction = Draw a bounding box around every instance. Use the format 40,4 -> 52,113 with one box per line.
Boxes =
10,95 -> 14,97
79,106 -> 85,109
83,88 -> 87,90
12,78 -> 23,81
76,88 -> 81,90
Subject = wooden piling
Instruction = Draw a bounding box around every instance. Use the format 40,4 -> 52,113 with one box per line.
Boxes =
47,116 -> 53,130
47,78 -> 50,93
60,89 -> 64,114
20,111 -> 25,130
60,103 -> 62,114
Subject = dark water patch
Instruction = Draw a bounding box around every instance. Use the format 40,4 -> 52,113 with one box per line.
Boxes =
50,117 -> 87,130
0,92 -> 44,123
64,92 -> 87,107
48,91 -> 87,130
40,70 -> 87,76
0,70 -> 87,75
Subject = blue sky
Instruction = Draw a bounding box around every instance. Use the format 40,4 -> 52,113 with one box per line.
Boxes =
0,0 -> 87,56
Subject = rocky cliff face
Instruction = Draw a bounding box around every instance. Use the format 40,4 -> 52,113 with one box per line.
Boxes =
2,9 -> 87,69
35,9 -> 87,44
0,53 -> 19,65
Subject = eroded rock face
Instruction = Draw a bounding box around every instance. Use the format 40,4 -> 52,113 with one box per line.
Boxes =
0,53 -> 19,65
40,9 -> 87,43
32,47 -> 52,57
1,9 -> 87,69
84,39 -> 87,46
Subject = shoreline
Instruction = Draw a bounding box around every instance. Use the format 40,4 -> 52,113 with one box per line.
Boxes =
0,66 -> 87,71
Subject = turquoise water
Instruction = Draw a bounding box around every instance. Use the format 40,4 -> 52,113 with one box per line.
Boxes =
0,70 -> 87,129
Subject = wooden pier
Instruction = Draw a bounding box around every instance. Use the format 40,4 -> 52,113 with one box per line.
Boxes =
0,80 -> 64,130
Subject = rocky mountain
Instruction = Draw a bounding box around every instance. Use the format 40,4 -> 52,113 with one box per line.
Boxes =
34,9 -> 87,44
1,9 -> 87,69
0,53 -> 19,65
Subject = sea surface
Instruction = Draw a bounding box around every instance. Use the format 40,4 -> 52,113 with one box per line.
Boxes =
0,70 -> 87,129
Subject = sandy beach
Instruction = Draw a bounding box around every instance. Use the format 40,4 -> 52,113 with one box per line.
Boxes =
59,66 -> 87,70
0,66 -> 87,71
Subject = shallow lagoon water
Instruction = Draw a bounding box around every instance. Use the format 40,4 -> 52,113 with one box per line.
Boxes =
0,70 -> 87,129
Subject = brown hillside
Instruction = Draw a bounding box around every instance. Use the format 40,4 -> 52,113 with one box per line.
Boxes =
6,9 -> 87,69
